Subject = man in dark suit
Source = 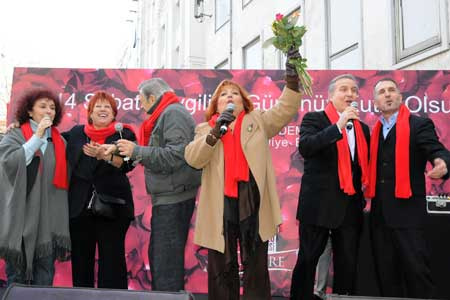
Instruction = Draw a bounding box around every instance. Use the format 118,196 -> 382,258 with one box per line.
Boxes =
366,78 -> 450,299
291,74 -> 370,300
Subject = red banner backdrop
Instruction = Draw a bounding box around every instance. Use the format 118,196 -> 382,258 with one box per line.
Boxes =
1,68 -> 449,296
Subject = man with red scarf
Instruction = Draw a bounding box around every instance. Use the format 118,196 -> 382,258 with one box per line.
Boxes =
116,78 -> 201,292
366,78 -> 450,299
291,74 -> 370,300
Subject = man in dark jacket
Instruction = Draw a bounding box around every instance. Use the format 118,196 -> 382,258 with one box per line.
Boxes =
366,78 -> 450,299
116,78 -> 201,291
291,74 -> 370,300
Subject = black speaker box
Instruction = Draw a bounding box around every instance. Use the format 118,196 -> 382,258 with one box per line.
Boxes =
328,295 -> 427,300
355,212 -> 450,300
1,284 -> 194,300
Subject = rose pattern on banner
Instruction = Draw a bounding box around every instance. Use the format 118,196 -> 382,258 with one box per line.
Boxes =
1,69 -> 449,297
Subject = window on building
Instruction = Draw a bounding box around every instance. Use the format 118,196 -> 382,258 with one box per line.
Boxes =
243,37 -> 262,69
278,50 -> 286,70
242,0 -> 253,9
394,0 -> 442,62
327,0 -> 362,69
215,59 -> 229,69
215,0 -> 230,31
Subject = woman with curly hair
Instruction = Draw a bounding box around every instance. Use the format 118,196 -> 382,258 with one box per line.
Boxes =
0,89 -> 70,286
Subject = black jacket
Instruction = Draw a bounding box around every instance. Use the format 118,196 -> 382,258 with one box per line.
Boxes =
371,115 -> 450,229
296,111 -> 370,228
64,125 -> 136,219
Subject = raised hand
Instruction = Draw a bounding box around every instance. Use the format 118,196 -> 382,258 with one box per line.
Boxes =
35,116 -> 53,138
101,144 -> 118,156
116,139 -> 136,158
83,141 -> 102,158
212,109 -> 236,138
336,105 -> 359,130
285,47 -> 302,77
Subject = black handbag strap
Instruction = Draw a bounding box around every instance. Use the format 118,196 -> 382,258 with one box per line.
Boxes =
26,156 -> 40,197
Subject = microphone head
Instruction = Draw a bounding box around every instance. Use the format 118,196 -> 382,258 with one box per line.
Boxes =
226,102 -> 235,112
114,122 -> 123,132
350,101 -> 358,108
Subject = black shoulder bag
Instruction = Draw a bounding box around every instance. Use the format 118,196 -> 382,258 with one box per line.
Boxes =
88,187 -> 126,219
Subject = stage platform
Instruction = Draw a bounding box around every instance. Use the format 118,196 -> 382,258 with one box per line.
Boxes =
1,213 -> 448,300
0,287 -> 289,300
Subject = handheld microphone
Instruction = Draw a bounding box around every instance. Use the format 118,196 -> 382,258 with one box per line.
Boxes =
219,103 -> 236,135
114,123 -> 124,139
346,102 -> 359,130
114,122 -> 130,161
45,128 -> 52,142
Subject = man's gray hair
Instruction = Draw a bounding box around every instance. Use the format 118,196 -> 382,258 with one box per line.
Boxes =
138,78 -> 173,101
328,74 -> 359,96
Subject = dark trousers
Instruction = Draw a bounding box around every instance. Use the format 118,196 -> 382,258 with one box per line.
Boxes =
207,222 -> 271,300
149,198 -> 195,291
6,254 -> 55,286
370,222 -> 435,298
69,213 -> 130,289
290,223 -> 361,300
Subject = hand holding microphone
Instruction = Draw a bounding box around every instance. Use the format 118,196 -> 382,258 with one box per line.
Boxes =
36,115 -> 53,138
217,103 -> 236,136
337,102 -> 359,130
207,103 -> 236,146
116,139 -> 136,160
345,102 -> 359,130
115,123 -> 130,161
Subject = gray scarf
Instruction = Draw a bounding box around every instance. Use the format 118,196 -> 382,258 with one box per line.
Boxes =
0,128 -> 71,280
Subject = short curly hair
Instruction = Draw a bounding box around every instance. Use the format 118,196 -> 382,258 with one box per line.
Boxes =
15,89 -> 63,126
86,91 -> 118,124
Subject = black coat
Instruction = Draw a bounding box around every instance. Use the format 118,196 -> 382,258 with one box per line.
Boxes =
371,115 -> 450,229
296,111 -> 370,228
64,125 -> 136,219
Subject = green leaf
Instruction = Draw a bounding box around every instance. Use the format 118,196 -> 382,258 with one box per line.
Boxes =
262,37 -> 277,49
285,23 -> 294,30
289,14 -> 300,26
299,26 -> 307,37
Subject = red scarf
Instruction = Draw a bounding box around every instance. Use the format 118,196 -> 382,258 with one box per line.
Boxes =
365,104 -> 411,199
209,111 -> 249,198
324,102 -> 369,195
21,122 -> 68,190
139,92 -> 180,146
84,121 -> 135,144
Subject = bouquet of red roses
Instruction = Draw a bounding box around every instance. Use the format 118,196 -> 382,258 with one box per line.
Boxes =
264,12 -> 313,96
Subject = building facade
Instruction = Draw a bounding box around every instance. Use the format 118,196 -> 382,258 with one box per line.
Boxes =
139,0 -> 450,70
